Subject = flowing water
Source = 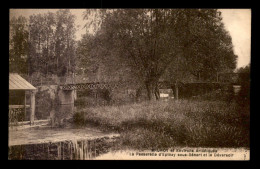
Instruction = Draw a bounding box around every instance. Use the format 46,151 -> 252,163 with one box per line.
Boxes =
8,127 -> 120,160
9,138 -> 119,160
8,104 -> 120,160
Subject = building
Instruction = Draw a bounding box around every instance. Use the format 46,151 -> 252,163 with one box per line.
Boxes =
9,73 -> 36,125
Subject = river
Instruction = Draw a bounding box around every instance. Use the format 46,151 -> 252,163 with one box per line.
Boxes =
8,103 -> 120,160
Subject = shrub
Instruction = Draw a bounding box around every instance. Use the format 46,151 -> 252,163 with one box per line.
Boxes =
73,111 -> 86,127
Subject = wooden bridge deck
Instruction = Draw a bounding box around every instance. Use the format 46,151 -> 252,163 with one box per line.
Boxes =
59,82 -> 122,90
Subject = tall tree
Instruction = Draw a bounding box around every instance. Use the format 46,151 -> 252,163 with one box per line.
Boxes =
28,13 -> 56,75
9,16 -> 29,74
54,9 -> 76,76
162,10 -> 237,98
236,64 -> 250,106
28,9 -> 76,76
80,9 -> 237,100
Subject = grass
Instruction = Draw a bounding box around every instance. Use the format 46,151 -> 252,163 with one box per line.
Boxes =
73,98 -> 249,150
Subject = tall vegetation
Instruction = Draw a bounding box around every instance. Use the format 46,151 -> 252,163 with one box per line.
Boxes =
236,64 -> 250,107
9,16 -> 29,74
79,9 -> 237,100
74,100 -> 249,149
9,9 -> 77,77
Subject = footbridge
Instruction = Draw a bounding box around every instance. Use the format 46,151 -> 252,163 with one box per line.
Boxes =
58,81 -> 130,105
58,81 -> 169,104
59,82 -> 123,90
57,72 -> 245,104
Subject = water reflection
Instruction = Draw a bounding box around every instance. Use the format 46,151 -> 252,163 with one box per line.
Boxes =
9,102 -> 121,160
49,104 -> 75,127
9,139 -> 100,160
8,132 -> 119,160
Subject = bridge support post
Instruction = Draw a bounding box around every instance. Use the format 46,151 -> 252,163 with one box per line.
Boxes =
175,82 -> 179,100
30,90 -> 36,125
58,89 -> 75,105
73,90 -> 77,100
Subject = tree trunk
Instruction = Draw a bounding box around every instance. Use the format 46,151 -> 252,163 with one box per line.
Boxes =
145,81 -> 160,101
155,83 -> 160,100
46,33 -> 49,75
175,81 -> 179,100
56,57 -> 58,74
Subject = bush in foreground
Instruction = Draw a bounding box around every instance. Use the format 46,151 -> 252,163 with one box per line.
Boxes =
73,99 -> 249,150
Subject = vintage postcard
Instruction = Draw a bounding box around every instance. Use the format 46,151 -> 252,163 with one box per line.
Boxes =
9,8 -> 250,160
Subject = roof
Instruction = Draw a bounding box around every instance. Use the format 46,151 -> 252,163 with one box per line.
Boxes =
9,73 -> 36,90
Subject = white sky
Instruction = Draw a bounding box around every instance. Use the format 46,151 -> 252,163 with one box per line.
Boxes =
219,9 -> 251,68
10,9 -> 251,68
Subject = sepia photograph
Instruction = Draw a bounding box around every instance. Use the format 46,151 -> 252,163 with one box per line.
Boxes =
8,8 -> 251,160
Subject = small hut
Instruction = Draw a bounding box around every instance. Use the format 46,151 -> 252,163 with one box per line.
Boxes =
9,73 -> 36,125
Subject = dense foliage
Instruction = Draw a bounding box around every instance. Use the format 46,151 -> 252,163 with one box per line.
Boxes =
9,16 -> 29,74
10,9 -> 238,99
79,9 -> 237,100
9,9 -> 77,77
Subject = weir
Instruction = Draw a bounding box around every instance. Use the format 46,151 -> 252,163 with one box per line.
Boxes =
9,137 -> 119,160
8,127 -> 120,160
